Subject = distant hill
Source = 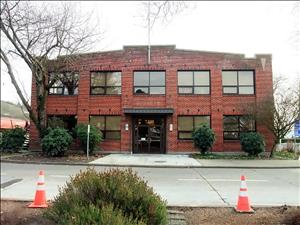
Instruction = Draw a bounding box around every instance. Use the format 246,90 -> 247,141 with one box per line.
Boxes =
1,100 -> 29,120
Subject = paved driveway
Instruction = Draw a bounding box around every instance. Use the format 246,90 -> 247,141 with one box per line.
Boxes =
89,154 -> 201,167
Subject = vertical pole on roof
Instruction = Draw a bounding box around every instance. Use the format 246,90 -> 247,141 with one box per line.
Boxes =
147,1 -> 151,65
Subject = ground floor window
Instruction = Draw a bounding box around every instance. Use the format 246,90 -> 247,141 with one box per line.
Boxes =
47,115 -> 77,134
89,115 -> 121,140
223,115 -> 255,140
178,116 -> 210,140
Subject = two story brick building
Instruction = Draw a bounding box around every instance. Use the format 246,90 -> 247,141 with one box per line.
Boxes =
30,45 -> 274,153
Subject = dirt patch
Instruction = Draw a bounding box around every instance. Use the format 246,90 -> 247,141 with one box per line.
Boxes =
1,201 -> 299,225
182,206 -> 300,225
1,151 -> 105,164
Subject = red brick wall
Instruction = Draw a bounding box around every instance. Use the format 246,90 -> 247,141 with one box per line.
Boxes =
30,46 -> 274,153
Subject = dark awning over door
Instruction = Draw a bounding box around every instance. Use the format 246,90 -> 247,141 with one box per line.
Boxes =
123,108 -> 174,115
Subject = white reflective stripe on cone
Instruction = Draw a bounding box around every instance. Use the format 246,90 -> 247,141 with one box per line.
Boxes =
240,181 -> 247,189
239,191 -> 248,197
37,185 -> 46,190
37,176 -> 45,183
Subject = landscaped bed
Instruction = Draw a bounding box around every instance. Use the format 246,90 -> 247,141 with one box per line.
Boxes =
0,151 -> 104,164
1,200 -> 299,225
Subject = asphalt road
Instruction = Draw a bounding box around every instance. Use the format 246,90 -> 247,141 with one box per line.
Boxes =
1,162 -> 299,207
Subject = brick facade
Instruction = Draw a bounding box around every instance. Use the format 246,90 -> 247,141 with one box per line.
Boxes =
30,45 -> 274,153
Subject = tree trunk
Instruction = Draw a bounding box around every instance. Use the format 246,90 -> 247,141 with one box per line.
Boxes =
269,141 -> 277,158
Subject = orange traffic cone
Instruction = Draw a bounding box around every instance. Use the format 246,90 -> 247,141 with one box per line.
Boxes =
28,170 -> 48,208
235,175 -> 254,213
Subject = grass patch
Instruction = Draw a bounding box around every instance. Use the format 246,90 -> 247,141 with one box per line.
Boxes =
273,151 -> 299,160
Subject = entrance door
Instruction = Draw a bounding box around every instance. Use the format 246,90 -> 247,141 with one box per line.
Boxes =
133,116 -> 165,154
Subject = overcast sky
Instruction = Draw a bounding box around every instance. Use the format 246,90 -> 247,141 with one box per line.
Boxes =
1,1 -> 299,104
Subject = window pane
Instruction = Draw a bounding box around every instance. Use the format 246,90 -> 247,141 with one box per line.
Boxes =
90,116 -> 105,130
238,71 -> 254,85
178,71 -> 193,85
134,87 -> 149,94
194,116 -> 210,129
106,116 -> 121,130
91,72 -> 105,86
240,116 -> 255,131
179,87 -> 193,94
194,87 -> 210,94
50,87 -> 63,94
150,87 -> 165,94
178,117 -> 193,131
224,132 -> 239,140
107,72 -> 121,86
74,87 -> 78,95
179,132 -> 192,139
150,72 -> 165,85
223,87 -> 237,94
105,131 -> 121,139
239,86 -> 254,94
134,72 -> 149,85
107,87 -> 121,94
222,71 -> 237,85
91,87 -> 105,94
223,116 -> 239,131
194,71 -> 209,85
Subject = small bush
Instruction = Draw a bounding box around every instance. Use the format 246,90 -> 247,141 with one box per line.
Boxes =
45,168 -> 168,225
0,127 -> 26,152
41,128 -> 73,157
192,125 -> 216,154
75,124 -> 103,154
240,132 -> 265,156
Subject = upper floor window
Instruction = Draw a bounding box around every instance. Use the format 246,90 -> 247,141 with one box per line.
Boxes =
178,115 -> 210,139
223,115 -> 255,140
222,70 -> 254,95
49,72 -> 79,95
134,71 -> 165,94
178,71 -> 210,94
89,115 -> 121,140
90,72 -> 121,95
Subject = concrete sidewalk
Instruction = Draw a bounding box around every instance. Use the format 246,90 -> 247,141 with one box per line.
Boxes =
88,154 -> 300,168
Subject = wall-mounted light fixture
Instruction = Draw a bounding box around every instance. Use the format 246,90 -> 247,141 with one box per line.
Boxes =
169,124 -> 173,131
125,123 -> 129,131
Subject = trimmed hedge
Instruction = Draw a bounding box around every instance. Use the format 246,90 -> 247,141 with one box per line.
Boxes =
45,168 -> 167,225
0,127 -> 26,152
192,125 -> 216,154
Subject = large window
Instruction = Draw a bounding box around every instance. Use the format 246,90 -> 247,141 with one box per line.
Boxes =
90,72 -> 121,95
49,72 -> 79,95
89,115 -> 121,140
178,71 -> 210,94
47,115 -> 77,134
222,70 -> 254,95
134,71 -> 165,94
178,116 -> 210,139
223,115 -> 255,140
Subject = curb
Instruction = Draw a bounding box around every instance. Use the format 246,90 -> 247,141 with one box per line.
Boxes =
1,159 -> 300,169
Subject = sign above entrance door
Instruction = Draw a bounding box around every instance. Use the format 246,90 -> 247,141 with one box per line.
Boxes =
123,108 -> 174,115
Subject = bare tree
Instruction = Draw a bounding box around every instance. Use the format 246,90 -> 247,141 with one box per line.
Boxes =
0,1 -> 100,138
240,77 -> 300,157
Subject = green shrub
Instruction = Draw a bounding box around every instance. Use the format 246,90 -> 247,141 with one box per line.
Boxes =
0,127 -> 26,152
240,132 -> 265,156
41,128 -> 73,157
192,125 -> 216,154
45,168 -> 167,225
75,124 -> 103,154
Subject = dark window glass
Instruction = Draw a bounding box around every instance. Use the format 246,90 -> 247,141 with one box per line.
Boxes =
178,71 -> 210,95
47,115 -> 77,135
134,71 -> 165,95
222,71 -> 254,95
178,116 -> 210,140
91,72 -> 121,95
223,115 -> 255,140
49,72 -> 79,95
89,115 -> 121,140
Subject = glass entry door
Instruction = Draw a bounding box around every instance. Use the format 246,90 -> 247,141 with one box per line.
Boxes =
133,116 -> 165,154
